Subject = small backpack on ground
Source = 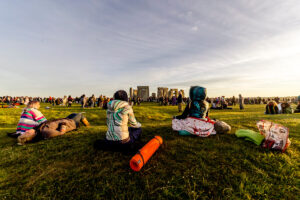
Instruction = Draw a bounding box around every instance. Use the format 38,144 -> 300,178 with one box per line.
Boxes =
256,120 -> 291,152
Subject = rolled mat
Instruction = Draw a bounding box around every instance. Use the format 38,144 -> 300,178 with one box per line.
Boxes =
130,136 -> 163,172
235,129 -> 265,145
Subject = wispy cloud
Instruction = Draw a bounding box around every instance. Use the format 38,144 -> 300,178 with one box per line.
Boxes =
0,0 -> 299,97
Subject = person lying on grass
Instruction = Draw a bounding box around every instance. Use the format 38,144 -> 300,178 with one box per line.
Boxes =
17,113 -> 90,145
172,86 -> 231,137
94,90 -> 143,153
8,101 -> 47,138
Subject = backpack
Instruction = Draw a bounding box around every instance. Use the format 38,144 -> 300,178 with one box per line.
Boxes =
256,120 -> 290,152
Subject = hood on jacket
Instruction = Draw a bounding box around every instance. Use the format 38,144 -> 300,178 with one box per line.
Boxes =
189,86 -> 207,101
107,100 -> 129,111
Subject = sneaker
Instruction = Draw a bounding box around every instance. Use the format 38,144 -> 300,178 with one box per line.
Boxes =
7,132 -> 21,138
81,118 -> 90,126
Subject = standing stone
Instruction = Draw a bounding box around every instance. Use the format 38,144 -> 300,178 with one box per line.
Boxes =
133,89 -> 138,99
129,87 -> 133,99
137,86 -> 149,101
168,89 -> 174,99
163,88 -> 169,98
157,87 -> 168,98
157,87 -> 163,98
168,89 -> 179,98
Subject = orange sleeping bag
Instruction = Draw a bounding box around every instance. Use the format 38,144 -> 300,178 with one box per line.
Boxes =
130,136 -> 163,171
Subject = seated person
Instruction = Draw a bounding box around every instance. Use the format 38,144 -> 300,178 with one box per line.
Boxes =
281,102 -> 294,114
173,86 -> 231,137
211,100 -> 222,110
265,101 -> 279,114
221,100 -> 233,110
211,101 -> 217,109
175,86 -> 209,119
8,101 -> 47,138
17,113 -> 89,145
294,96 -> 300,113
94,90 -> 142,152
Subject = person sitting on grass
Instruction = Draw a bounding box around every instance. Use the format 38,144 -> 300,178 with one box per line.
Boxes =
17,113 -> 90,145
265,101 -> 279,114
94,90 -> 142,153
294,96 -> 300,113
281,102 -> 294,114
8,101 -> 47,138
175,86 -> 209,119
211,99 -> 222,110
221,98 -> 233,110
172,86 -> 231,137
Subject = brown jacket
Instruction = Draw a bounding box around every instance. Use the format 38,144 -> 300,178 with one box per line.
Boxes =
35,118 -> 77,139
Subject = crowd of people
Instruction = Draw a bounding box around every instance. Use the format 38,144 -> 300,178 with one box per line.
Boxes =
0,95 -> 114,109
154,93 -> 300,114
1,92 -> 299,115
4,87 -> 300,154
48,95 -> 112,108
1,94 -> 298,108
157,92 -> 188,107
265,98 -> 300,114
0,96 -> 35,106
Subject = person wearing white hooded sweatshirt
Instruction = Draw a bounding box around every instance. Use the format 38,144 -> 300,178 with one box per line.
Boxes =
94,90 -> 142,152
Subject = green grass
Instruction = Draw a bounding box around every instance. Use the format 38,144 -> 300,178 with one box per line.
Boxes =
0,103 -> 299,199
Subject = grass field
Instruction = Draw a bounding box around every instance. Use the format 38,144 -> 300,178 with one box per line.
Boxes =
0,103 -> 299,199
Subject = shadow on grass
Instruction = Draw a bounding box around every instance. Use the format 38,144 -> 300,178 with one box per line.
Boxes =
0,104 -> 299,199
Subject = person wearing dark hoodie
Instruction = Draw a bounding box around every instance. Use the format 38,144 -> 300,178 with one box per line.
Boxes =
172,86 -> 231,137
94,90 -> 142,152
174,86 -> 209,120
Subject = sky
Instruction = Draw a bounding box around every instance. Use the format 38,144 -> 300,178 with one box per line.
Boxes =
0,0 -> 299,97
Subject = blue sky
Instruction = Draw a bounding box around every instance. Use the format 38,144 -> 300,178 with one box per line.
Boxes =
0,0 -> 299,97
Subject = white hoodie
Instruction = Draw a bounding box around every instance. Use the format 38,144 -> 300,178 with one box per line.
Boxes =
106,100 -> 141,141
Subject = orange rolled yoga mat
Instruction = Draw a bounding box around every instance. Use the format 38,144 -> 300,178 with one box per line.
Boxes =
130,136 -> 163,171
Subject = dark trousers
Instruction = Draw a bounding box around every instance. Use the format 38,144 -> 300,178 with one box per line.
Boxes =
240,104 -> 244,110
66,113 -> 85,125
94,127 -> 143,153
127,127 -> 142,143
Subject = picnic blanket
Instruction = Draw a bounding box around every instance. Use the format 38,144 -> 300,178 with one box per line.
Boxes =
172,117 -> 216,137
